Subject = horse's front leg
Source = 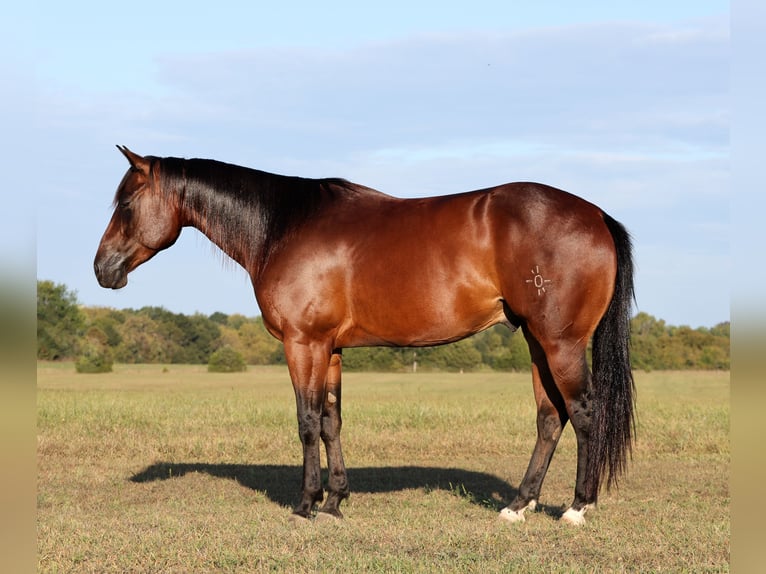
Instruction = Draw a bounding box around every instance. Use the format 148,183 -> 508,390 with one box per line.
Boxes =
285,339 -> 332,520
317,349 -> 349,520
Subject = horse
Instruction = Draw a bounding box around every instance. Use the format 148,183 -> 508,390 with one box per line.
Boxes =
95,146 -> 635,526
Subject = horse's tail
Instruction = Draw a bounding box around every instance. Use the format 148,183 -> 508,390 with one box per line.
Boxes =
585,213 -> 636,501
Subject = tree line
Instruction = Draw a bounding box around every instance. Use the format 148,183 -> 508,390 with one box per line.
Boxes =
37,280 -> 729,372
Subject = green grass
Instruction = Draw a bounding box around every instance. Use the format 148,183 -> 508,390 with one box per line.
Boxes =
37,363 -> 729,572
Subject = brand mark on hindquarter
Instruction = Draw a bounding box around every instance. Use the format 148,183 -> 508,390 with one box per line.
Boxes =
526,265 -> 552,296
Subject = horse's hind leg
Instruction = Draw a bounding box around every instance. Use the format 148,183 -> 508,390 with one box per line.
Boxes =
510,328 -> 596,526
552,351 -> 596,526
534,332 -> 597,526
317,350 -> 350,520
499,330 -> 568,523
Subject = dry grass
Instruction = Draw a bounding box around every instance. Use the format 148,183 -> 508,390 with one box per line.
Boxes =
37,363 -> 729,572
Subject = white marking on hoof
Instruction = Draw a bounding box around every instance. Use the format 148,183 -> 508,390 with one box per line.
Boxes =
498,500 -> 536,524
561,505 -> 591,526
499,507 -> 525,523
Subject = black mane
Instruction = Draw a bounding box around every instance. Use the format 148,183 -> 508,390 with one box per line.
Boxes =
158,156 -> 358,272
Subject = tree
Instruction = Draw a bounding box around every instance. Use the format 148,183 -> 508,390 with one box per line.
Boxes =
35,280 -> 731,371
181,313 -> 222,363
343,347 -> 406,371
629,313 -> 730,371
208,345 -> 247,373
236,318 -> 281,365
75,326 -> 114,373
472,325 -> 531,371
136,307 -> 221,363
422,339 -> 483,372
209,311 -> 229,325
37,280 -> 85,360
501,331 -> 532,371
81,307 -> 124,347
114,314 -> 177,363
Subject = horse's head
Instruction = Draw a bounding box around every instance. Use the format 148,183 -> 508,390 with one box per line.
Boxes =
94,146 -> 183,289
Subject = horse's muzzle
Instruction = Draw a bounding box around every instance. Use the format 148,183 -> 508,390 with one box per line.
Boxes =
94,255 -> 128,289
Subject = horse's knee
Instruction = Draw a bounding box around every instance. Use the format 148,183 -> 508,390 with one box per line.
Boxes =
297,409 -> 322,445
320,395 -> 342,441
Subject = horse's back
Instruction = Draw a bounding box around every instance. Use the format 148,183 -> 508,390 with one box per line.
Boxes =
257,181 -> 617,350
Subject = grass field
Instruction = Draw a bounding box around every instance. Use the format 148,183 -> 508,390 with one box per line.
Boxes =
37,363 -> 729,573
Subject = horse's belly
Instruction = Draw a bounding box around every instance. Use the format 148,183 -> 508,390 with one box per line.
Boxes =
338,293 -> 507,348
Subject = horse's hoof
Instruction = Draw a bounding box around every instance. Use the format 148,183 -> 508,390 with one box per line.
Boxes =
288,513 -> 312,526
560,506 -> 589,526
498,500 -> 536,524
315,511 -> 342,524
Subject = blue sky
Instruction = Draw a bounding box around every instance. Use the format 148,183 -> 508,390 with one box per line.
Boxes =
15,1 -> 731,327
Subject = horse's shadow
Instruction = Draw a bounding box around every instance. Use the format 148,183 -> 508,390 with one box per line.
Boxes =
130,462 -> 563,518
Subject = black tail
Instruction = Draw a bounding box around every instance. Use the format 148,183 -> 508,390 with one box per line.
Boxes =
585,213 -> 636,501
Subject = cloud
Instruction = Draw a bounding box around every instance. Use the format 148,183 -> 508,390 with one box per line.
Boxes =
148,17 -> 727,161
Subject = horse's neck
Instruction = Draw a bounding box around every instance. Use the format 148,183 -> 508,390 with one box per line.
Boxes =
179,178 -> 268,279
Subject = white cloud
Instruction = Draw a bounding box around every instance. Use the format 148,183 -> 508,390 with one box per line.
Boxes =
146,17 -> 727,158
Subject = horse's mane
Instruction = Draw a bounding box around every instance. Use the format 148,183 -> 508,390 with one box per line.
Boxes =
157,156 -> 362,271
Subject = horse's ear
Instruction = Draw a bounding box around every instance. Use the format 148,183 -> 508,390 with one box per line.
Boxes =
116,145 -> 150,174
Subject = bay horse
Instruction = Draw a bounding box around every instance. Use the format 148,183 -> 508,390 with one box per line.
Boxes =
95,146 -> 635,526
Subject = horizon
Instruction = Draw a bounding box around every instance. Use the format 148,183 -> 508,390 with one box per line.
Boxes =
42,278 -> 728,330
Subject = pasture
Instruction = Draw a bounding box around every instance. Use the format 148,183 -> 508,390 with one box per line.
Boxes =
37,364 -> 729,572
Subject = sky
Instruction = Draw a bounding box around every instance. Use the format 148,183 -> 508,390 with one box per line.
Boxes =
11,1 -> 732,328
